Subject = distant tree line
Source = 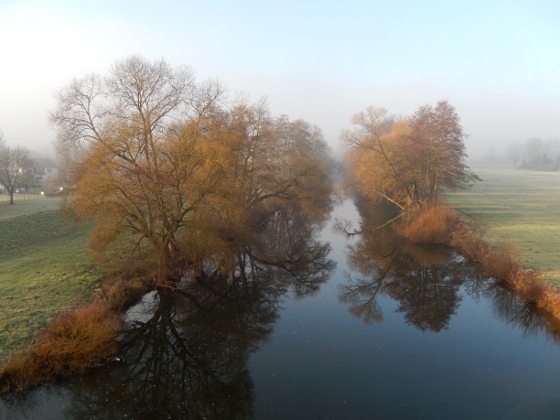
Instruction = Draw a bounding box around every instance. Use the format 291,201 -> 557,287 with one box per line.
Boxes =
508,138 -> 560,170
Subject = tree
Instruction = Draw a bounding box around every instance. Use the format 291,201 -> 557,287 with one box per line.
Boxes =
507,141 -> 522,168
50,56 -> 226,281
343,101 -> 478,211
341,106 -> 408,209
50,56 -> 334,284
0,131 -> 36,204
338,198 -> 473,331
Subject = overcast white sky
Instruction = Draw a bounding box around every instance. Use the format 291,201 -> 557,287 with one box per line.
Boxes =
0,0 -> 558,159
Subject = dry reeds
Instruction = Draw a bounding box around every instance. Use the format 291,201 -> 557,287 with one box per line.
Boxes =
399,202 -> 459,245
400,201 -> 560,323
0,300 -> 120,393
451,219 -> 560,321
0,277 -> 148,394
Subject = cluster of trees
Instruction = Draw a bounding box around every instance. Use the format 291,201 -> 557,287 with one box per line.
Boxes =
343,100 -> 478,215
50,56 -> 333,284
508,138 -> 560,170
0,131 -> 36,204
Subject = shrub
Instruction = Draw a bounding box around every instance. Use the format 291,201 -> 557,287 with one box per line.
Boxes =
450,218 -> 489,263
510,269 -> 546,305
399,202 -> 459,245
481,240 -> 522,283
98,277 -> 148,311
0,301 -> 120,393
537,286 -> 560,319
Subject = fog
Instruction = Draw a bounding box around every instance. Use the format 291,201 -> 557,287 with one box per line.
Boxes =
1,0 -> 558,163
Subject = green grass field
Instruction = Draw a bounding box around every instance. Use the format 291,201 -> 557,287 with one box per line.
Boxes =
446,166 -> 560,286
0,196 -> 101,363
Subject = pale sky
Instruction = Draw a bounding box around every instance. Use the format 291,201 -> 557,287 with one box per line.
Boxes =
0,0 -> 558,159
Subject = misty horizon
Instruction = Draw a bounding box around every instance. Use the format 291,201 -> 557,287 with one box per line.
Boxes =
1,0 -> 558,164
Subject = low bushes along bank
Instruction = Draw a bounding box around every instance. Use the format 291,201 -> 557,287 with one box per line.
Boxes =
451,220 -> 560,319
400,201 -> 560,321
0,278 -> 147,394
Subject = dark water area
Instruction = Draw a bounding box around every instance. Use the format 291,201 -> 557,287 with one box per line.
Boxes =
3,200 -> 560,419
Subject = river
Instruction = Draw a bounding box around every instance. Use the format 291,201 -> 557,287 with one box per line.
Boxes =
2,199 -> 560,419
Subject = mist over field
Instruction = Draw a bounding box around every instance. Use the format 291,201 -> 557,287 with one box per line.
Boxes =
0,0 -> 558,164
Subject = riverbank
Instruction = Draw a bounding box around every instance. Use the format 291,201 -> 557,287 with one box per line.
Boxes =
395,198 -> 560,328
0,197 -> 101,363
0,197 -> 152,393
3,177 -> 560,394
446,166 -> 560,286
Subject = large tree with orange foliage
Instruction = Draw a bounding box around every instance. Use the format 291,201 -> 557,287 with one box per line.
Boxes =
50,56 -> 333,283
343,101 -> 477,210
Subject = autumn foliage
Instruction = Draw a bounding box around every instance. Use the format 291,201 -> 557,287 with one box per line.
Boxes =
450,219 -> 560,320
343,101 -> 478,210
365,193 -> 560,323
0,301 -> 120,393
50,56 -> 333,285
398,202 -> 459,244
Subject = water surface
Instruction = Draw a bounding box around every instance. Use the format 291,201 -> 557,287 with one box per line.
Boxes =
2,200 -> 560,420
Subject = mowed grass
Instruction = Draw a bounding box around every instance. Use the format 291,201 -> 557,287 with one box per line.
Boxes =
446,166 -> 560,285
0,194 -> 61,219
0,197 -> 101,363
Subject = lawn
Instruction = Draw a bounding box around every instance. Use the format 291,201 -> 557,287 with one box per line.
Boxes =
446,166 -> 560,286
0,194 -> 61,219
0,197 -> 101,363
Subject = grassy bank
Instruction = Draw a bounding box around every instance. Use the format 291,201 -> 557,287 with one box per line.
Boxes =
446,166 -> 560,285
0,197 -> 102,363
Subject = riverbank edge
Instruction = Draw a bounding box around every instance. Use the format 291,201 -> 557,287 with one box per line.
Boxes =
401,201 -> 560,323
0,277 -> 149,394
450,216 -> 560,321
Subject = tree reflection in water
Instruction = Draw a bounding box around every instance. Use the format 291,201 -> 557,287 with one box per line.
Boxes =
1,206 -> 335,420
471,278 -> 560,345
339,198 -> 472,331
339,197 -> 560,337
69,208 -> 334,419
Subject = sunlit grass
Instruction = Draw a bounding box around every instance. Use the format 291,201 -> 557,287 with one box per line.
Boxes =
446,166 -> 560,285
0,199 -> 100,364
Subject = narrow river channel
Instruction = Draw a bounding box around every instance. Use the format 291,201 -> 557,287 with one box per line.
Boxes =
2,199 -> 560,420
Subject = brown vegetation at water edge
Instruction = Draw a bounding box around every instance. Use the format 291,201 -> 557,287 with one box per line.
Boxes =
451,220 -> 560,320
0,301 -> 119,393
398,202 -> 459,245
393,201 -> 560,323
0,276 -> 148,394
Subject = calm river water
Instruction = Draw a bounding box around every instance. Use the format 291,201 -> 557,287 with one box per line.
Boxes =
2,200 -> 560,420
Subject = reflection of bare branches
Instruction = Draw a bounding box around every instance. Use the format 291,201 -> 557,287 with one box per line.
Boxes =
61,279 -> 274,419
339,273 -> 385,324
0,387 -> 69,420
0,200 -> 336,419
59,206 -> 334,420
387,265 -> 462,332
471,280 -> 560,345
333,217 -> 362,236
340,196 -> 471,332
